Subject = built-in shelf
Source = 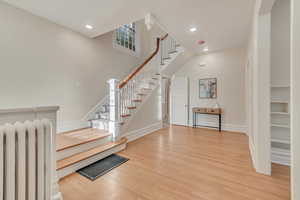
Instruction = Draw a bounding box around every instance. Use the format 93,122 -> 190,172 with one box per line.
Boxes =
272,147 -> 290,156
271,139 -> 290,144
271,85 -> 290,88
271,100 -> 289,104
271,112 -> 290,115
270,83 -> 290,166
271,147 -> 290,166
271,123 -> 290,128
271,101 -> 289,113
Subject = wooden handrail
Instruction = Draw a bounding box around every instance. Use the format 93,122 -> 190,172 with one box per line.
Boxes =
161,33 -> 169,41
118,34 -> 168,89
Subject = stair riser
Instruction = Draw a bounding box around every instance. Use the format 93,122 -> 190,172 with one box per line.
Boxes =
57,135 -> 111,160
57,143 -> 126,179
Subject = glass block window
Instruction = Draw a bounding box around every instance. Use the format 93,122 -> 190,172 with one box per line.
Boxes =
116,23 -> 136,52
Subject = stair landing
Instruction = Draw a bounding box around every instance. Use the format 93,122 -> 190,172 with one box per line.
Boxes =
56,128 -> 111,152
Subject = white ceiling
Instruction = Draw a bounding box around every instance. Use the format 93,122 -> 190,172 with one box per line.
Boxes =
2,0 -> 254,54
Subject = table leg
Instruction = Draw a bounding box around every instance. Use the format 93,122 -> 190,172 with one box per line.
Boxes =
195,113 -> 197,128
193,112 -> 195,128
219,114 -> 222,132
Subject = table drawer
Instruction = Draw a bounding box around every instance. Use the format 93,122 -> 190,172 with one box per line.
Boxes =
206,108 -> 221,114
192,108 -> 207,113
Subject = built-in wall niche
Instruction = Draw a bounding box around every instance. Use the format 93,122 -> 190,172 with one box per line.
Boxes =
271,101 -> 289,114
271,114 -> 290,126
271,141 -> 290,150
270,86 -> 291,166
270,86 -> 290,166
271,126 -> 290,141
271,86 -> 290,101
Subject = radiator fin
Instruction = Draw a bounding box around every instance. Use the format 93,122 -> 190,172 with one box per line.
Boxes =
0,120 -> 52,200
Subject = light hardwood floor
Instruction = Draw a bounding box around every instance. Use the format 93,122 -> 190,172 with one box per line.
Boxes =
59,126 -> 290,200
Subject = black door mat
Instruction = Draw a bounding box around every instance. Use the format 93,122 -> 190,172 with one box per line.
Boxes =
77,154 -> 129,181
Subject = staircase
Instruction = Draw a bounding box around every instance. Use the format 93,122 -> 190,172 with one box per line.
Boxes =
88,34 -> 181,130
56,33 -> 182,179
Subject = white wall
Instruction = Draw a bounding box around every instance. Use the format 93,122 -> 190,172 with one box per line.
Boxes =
140,23 -> 167,57
0,2 -> 155,132
174,47 -> 247,133
291,0 -> 300,198
271,0 -> 291,86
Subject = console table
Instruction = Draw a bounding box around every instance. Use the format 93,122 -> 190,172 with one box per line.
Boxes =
192,107 -> 222,132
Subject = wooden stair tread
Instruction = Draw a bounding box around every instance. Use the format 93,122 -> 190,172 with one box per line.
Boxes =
132,99 -> 142,102
56,128 -> 111,152
121,114 -> 131,117
57,138 -> 127,170
127,106 -> 137,109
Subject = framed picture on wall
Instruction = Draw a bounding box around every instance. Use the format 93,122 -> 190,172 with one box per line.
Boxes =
199,78 -> 217,99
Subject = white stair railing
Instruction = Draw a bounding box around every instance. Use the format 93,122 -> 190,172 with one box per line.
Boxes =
161,35 -> 177,65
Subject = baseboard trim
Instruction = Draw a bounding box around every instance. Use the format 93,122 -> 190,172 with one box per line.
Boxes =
124,122 -> 163,142
57,120 -> 89,133
188,121 -> 247,133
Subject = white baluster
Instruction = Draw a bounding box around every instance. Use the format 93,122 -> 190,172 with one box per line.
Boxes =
161,40 -> 164,65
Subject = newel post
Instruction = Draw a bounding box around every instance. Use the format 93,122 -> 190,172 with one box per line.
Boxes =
107,79 -> 121,141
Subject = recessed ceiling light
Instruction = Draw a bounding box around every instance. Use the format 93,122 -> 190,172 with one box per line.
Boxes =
85,24 -> 93,30
189,27 -> 197,32
203,47 -> 209,52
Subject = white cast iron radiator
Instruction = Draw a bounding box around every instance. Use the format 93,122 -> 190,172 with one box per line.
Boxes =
0,119 -> 53,200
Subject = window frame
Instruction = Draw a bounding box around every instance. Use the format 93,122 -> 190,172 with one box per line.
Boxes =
113,22 -> 141,57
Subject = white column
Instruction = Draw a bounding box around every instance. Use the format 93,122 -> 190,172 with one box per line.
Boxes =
253,12 -> 271,175
107,79 -> 121,141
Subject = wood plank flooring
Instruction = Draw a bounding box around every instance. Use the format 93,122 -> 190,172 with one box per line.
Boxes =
59,126 -> 290,200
